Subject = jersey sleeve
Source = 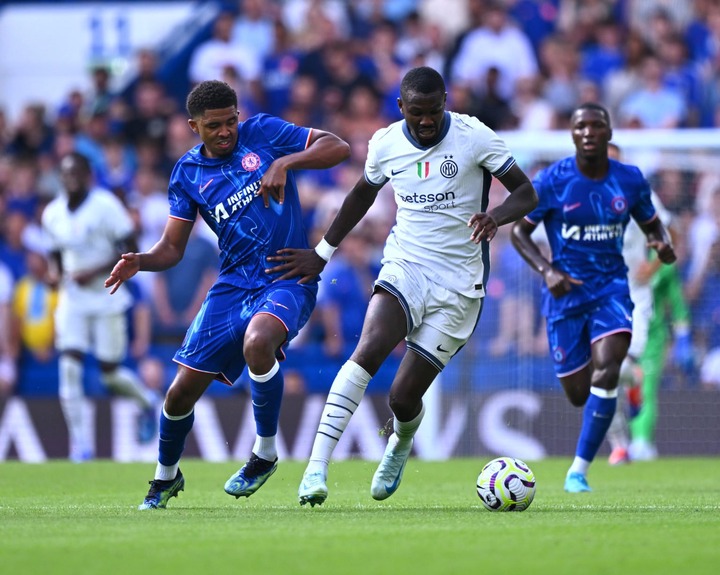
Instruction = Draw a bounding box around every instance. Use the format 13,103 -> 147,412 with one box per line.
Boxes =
472,121 -> 515,177
525,168 -> 552,225
363,130 -> 389,186
255,113 -> 311,155
630,169 -> 657,224
167,169 -> 198,222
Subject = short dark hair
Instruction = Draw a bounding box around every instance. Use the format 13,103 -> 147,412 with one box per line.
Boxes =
61,151 -> 92,174
574,102 -> 612,128
186,80 -> 238,118
400,66 -> 446,100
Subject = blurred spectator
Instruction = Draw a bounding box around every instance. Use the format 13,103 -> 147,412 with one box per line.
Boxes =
684,0 -> 714,64
334,84 -> 388,143
260,19 -> 303,116
506,0 -> 559,55
120,48 -> 165,108
0,261 -> 16,397
282,0 -> 350,41
300,38 -> 377,121
0,108 -> 11,151
55,89 -> 85,135
83,64 -> 115,118
487,224 -> 546,358
4,157 -> 41,219
451,0 -> 538,102
74,110 -> 114,172
360,19 -> 405,121
580,19 -> 625,88
126,165 -> 169,253
557,0 -> 619,49
123,79 -> 176,149
511,76 -> 558,130
603,28 -> 652,120
163,112 -> 201,169
5,103 -> 54,161
394,11 -> 443,71
456,67 -> 517,130
95,136 -> 136,197
352,0 -> 418,24
150,225 -> 218,343
187,10 -> 262,104
658,31 -> 704,127
539,33 -> 583,120
10,246 -> 58,370
630,4 -> 690,51
314,227 -> 378,357
618,54 -> 687,128
0,209 -> 30,281
230,0 -> 277,63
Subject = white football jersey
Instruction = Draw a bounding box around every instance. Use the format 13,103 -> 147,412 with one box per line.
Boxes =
623,191 -> 672,305
365,111 -> 515,298
42,187 -> 134,314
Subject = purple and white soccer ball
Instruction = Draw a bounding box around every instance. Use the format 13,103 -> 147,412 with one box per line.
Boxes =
476,457 -> 536,512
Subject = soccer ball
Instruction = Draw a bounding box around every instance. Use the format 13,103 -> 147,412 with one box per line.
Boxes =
476,457 -> 536,512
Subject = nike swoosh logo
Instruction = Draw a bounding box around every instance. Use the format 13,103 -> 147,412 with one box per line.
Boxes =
436,344 -> 449,352
252,400 -> 269,408
592,411 -> 611,419
391,168 -> 407,176
563,202 -> 581,213
199,179 -> 214,194
383,461 -> 407,494
327,414 -> 344,419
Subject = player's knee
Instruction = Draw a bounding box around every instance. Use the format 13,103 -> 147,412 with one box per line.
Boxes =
388,392 -> 417,422
243,330 -> 279,367
566,391 -> 587,408
593,363 -> 622,389
164,384 -> 195,416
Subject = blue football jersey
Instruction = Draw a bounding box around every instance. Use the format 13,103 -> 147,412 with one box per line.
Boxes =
167,113 -> 313,289
526,157 -> 657,316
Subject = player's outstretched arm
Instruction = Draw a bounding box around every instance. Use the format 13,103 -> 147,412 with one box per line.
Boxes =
266,176 -> 382,283
104,218 -> 194,294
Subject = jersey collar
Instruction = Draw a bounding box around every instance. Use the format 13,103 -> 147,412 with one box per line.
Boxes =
402,111 -> 451,150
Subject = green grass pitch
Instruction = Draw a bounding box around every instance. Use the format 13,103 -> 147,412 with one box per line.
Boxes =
1,457 -> 719,575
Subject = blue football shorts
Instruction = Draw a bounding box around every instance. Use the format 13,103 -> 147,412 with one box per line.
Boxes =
174,280 -> 317,385
546,294 -> 633,378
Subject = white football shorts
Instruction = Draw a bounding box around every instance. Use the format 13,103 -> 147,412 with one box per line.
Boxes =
375,258 -> 482,370
54,302 -> 129,363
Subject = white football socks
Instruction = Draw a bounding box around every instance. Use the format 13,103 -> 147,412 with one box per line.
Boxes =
305,360 -> 371,476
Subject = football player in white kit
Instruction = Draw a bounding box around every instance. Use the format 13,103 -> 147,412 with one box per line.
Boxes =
42,152 -> 157,461
267,66 -> 538,505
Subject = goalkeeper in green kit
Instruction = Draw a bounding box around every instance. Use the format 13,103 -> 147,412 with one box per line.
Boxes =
629,258 -> 692,461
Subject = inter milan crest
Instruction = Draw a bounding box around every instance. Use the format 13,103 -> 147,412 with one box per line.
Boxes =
440,155 -> 458,179
241,152 -> 261,171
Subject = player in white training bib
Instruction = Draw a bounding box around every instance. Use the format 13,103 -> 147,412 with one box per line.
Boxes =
43,152 -> 157,461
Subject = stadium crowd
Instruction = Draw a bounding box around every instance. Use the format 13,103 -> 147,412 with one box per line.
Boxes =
2,0 -> 720,401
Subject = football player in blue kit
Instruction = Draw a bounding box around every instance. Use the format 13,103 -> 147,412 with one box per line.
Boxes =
105,80 -> 350,509
511,103 -> 676,492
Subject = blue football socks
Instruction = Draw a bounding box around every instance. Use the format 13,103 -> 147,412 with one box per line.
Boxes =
249,361 -> 284,438
575,386 -> 618,462
158,407 -> 195,466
